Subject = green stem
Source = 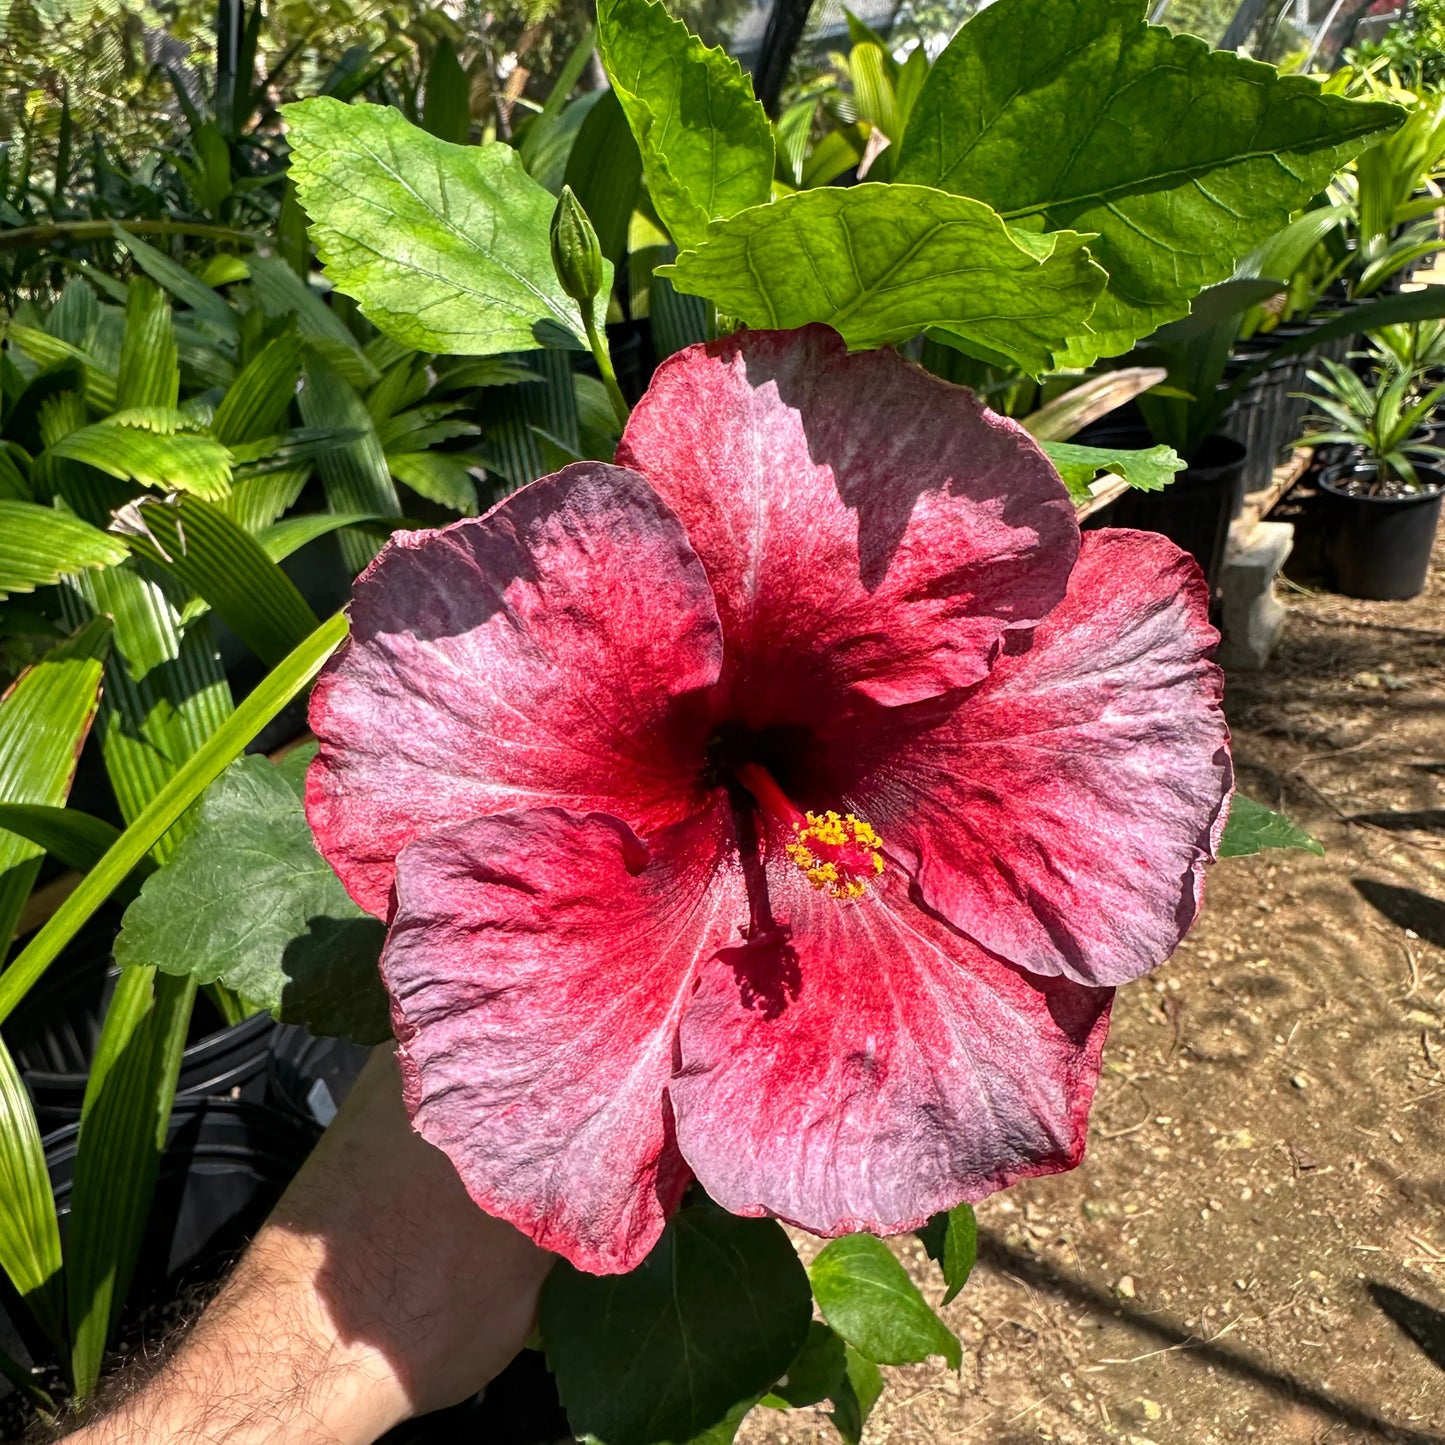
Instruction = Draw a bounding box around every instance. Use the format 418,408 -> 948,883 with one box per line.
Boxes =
0,219 -> 261,252
584,305 -> 631,429
0,610 -> 349,1026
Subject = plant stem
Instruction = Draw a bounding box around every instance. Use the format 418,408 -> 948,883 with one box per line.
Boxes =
0,610 -> 349,1026
0,219 -> 261,252
583,303 -> 631,429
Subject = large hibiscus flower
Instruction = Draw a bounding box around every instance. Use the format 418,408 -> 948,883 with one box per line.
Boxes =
307,326 -> 1232,1275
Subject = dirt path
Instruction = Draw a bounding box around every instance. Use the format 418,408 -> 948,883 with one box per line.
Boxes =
743,525 -> 1445,1445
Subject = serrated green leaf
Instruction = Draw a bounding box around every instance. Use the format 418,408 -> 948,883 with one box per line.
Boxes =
543,1195 -> 812,1445
917,1202 -> 978,1306
0,1035 -> 63,1348
52,421 -> 232,501
664,184 -> 1104,373
113,753 -> 391,1045
1042,441 -> 1185,504
1219,794 -> 1324,858
598,0 -> 773,252
0,500 -> 128,599
0,617 -> 110,950
894,0 -> 1403,361
809,1233 -> 961,1370
284,97 -> 608,355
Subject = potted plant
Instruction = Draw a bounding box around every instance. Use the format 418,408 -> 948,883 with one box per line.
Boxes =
1297,352 -> 1445,598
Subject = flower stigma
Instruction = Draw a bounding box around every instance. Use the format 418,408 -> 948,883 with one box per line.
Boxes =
786,810 -> 886,900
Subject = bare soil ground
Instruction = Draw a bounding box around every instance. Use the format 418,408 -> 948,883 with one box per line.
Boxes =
742,522 -> 1445,1445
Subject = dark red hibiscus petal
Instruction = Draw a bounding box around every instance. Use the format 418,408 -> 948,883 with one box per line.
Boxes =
862,529 -> 1233,988
617,326 -> 1078,718
669,860 -> 1113,1237
307,463 -> 723,917
382,803 -> 746,1275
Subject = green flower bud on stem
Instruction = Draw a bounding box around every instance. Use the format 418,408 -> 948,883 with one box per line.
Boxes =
551,185 -> 605,313
551,185 -> 630,430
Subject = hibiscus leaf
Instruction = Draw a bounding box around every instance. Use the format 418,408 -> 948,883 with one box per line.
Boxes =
541,1193 -> 812,1445
894,0 -> 1402,363
829,1346 -> 883,1445
283,97 -> 610,356
1219,794 -> 1324,858
113,752 -> 392,1045
663,184 -> 1104,374
1041,441 -> 1185,505
760,1320 -> 847,1409
917,1202 -> 978,1306
808,1233 -> 961,1370
597,0 -> 773,253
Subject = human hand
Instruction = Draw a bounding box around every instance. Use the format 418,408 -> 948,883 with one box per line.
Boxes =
66,1046 -> 554,1444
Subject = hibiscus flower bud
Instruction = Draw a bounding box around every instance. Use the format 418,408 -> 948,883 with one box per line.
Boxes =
550,185 -> 604,311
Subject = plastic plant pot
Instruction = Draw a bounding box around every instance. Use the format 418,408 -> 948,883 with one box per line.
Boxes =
1318,462 -> 1445,601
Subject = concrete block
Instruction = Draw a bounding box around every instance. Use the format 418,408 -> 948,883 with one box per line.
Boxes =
1219,519 -> 1293,670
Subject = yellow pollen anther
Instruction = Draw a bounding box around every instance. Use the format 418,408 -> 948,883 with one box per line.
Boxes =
785,810 -> 886,900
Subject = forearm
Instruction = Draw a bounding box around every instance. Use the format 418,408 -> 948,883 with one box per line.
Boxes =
62,1049 -> 551,1445
64,1223 -> 410,1445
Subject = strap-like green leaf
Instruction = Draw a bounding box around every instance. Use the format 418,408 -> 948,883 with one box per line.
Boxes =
4,325 -> 117,411
246,257 -> 379,391
67,968 -> 195,1398
116,494 -> 320,666
665,184 -> 1105,373
0,610 -> 348,1024
111,226 -> 237,337
0,803 -> 143,878
283,97 -> 606,356
0,500 -> 128,599
255,510 -> 394,560
0,1035 -> 65,1349
0,617 -> 111,951
387,452 -> 478,515
51,421 -> 232,501
211,329 -> 303,445
598,0 -> 774,252
114,278 -> 180,412
299,351 -> 400,573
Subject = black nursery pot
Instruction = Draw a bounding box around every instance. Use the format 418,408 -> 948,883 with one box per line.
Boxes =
1082,432 -> 1249,595
3,920 -> 276,1134
45,1099 -> 320,1309
1318,464 -> 1445,601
